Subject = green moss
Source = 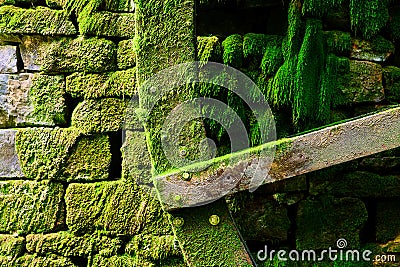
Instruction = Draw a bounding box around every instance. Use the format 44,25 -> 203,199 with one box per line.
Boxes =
197,36 -> 222,63
16,128 -> 81,180
118,39 -> 136,69
65,181 -> 172,236
243,33 -> 283,68
0,235 -> 24,259
0,5 -> 76,35
370,35 -> 395,53
302,0 -> 345,17
66,69 -> 136,99
41,36 -> 117,73
78,11 -> 135,38
27,74 -> 67,126
376,200 -> 400,243
12,254 -> 76,267
260,45 -> 284,76
63,134 -> 111,182
222,34 -> 244,68
0,180 -> 64,234
71,98 -> 128,134
350,0 -> 389,39
324,31 -> 352,54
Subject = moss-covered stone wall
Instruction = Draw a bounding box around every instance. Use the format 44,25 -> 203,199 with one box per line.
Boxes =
0,0 -> 399,266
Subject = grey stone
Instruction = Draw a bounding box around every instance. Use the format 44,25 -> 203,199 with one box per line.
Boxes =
351,36 -> 395,62
0,45 -> 18,73
0,130 -> 23,179
341,60 -> 385,103
0,73 -> 67,128
19,35 -> 52,71
0,180 -> 64,234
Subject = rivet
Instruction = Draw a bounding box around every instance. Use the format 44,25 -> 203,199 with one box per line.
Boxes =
179,149 -> 187,157
173,217 -> 184,227
209,215 -> 220,226
182,172 -> 190,180
174,195 -> 181,201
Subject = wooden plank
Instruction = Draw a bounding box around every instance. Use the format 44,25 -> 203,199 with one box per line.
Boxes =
155,106 -> 400,210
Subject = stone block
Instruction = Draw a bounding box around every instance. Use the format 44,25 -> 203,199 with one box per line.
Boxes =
66,68 -> 136,99
296,196 -> 367,250
78,11 -> 135,38
383,66 -> 400,103
0,129 -> 23,178
0,180 -> 64,234
341,60 -> 384,103
0,6 -> 76,36
16,128 -> 111,181
351,36 -> 395,62
26,232 -> 122,257
65,181 -> 171,236
19,35 -> 52,71
71,98 -> 128,133
117,39 -> 136,69
0,73 -> 67,128
0,45 -> 17,73
0,235 -> 25,258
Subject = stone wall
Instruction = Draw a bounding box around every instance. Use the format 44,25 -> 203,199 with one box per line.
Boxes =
0,0 -> 400,267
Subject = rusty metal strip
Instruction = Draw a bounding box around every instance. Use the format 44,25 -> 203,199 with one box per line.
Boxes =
156,106 -> 400,210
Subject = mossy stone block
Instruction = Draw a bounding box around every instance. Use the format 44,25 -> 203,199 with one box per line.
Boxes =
351,36 -> 395,62
71,98 -> 128,133
19,35 -> 52,72
376,200 -> 400,243
0,0 -> 40,6
383,66 -> 400,103
78,11 -> 135,38
117,39 -> 136,69
222,34 -> 244,68
0,130 -> 23,178
66,68 -> 136,99
296,196 -> 367,250
11,254 -> 77,267
197,36 -> 222,62
323,31 -> 351,54
0,73 -> 67,128
0,6 -> 76,36
0,45 -> 17,73
122,131 -> 152,184
26,232 -> 122,257
91,254 -> 153,267
41,36 -> 117,73
231,196 -> 290,242
0,235 -> 24,258
340,60 -> 384,103
103,0 -> 135,12
310,171 -> 400,198
0,180 -> 64,234
65,181 -> 171,236
16,128 -> 111,181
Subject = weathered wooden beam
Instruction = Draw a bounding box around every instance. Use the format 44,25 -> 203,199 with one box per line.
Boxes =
155,106 -> 400,211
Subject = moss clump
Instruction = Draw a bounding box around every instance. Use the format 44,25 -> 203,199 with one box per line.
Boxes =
222,34 -> 244,68
41,36 -> 117,73
296,196 -> 367,250
383,65 -> 400,103
63,134 -> 111,182
16,128 -> 81,180
118,39 -> 136,69
197,36 -> 222,63
302,0 -> 345,17
66,68 -> 136,99
243,33 -> 283,68
324,31 -> 352,54
26,232 -> 122,257
27,74 -> 67,126
71,98 -> 128,133
350,0 -> 389,39
0,6 -> 76,36
65,181 -> 172,236
260,45 -> 284,77
0,180 -> 64,234
78,11 -> 135,38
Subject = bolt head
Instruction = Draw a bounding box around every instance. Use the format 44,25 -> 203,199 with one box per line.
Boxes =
173,217 -> 184,227
209,215 -> 220,226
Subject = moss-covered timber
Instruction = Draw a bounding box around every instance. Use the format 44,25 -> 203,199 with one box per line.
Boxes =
0,6 -> 76,36
66,69 -> 136,99
0,180 -> 64,234
71,98 -> 128,133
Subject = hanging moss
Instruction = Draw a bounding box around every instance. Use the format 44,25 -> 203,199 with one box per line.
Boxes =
260,45 -> 284,76
293,19 -> 325,128
197,36 -> 222,63
323,31 -> 352,54
350,0 -> 389,39
222,34 -> 244,68
302,0 -> 345,17
243,33 -> 283,69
